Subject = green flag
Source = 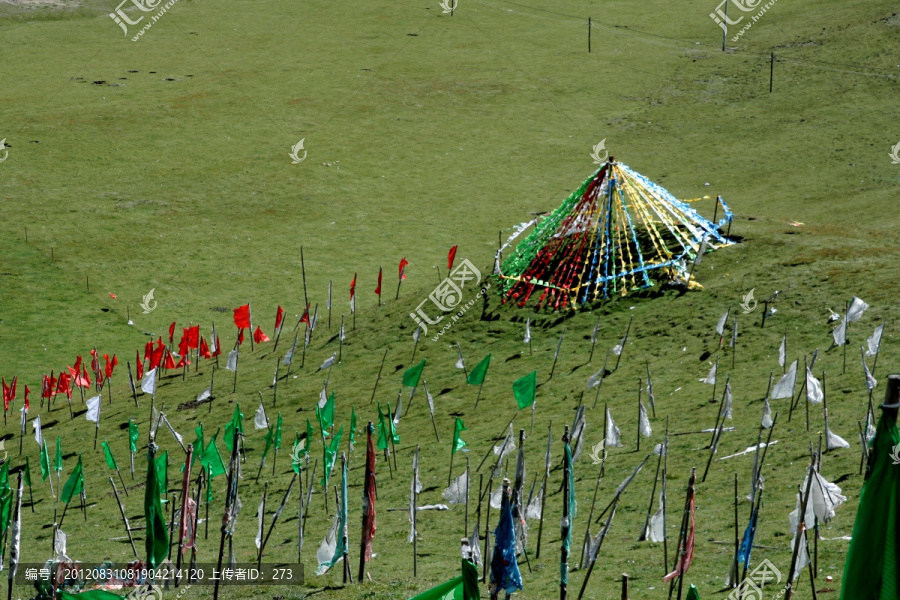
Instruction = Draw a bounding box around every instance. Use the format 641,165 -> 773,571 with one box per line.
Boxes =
291,432 -> 305,474
321,425 -> 344,488
61,454 -> 84,504
144,448 -> 169,569
377,403 -> 389,451
40,440 -> 50,482
467,354 -> 491,386
53,437 -> 62,473
317,392 -> 335,434
191,423 -> 204,463
200,434 -> 226,478
403,359 -> 426,388
128,420 -> 139,454
306,419 -> 315,453
262,426 -> 274,460
452,418 -> 467,454
840,410 -> 900,600
387,402 -> 400,443
349,406 -> 357,448
101,441 -> 119,471
155,451 -> 168,498
59,590 -> 126,600
224,404 -> 244,451
410,560 -> 479,600
0,463 -> 11,546
513,370 -> 538,409
273,413 -> 283,451
23,456 -> 32,488
685,585 -> 701,600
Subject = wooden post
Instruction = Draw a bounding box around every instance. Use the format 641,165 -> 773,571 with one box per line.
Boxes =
560,426 -> 570,600
588,17 -> 591,52
615,316 -> 633,371
784,461 -> 816,600
621,574 -> 629,600
109,476 -> 138,557
535,421 -> 551,559
369,348 -> 388,404
722,0 -> 727,51
579,467 -> 603,568
213,429 -> 241,600
412,446 -> 419,578
769,52 -> 774,92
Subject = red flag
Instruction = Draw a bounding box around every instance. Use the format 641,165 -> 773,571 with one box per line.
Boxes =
237,328 -> 245,346
56,373 -> 72,398
275,306 -> 285,333
164,349 -> 177,370
109,293 -> 117,299
213,335 -> 222,357
178,328 -> 190,356
175,354 -> 190,369
73,355 -> 83,376
169,322 -> 177,344
664,484 -> 696,582
399,257 -> 409,280
90,349 -> 100,374
448,245 -> 458,271
24,385 -> 30,410
187,325 -> 200,349
136,350 -> 144,381
77,367 -> 91,388
9,376 -> 17,403
253,326 -> 270,344
233,304 -> 251,329
199,337 -> 211,359
361,424 -> 377,562
375,267 -> 382,297
350,275 -> 357,300
144,341 -> 154,363
2,378 -> 9,411
41,375 -> 53,400
104,354 -> 118,379
299,304 -> 310,327
150,339 -> 166,370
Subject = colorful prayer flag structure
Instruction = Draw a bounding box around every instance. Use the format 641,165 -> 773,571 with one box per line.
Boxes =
498,158 -> 734,309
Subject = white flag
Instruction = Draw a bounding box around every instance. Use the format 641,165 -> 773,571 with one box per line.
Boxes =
424,382 -> 435,417
489,485 -> 503,509
326,281 -> 332,310
612,337 -> 625,356
524,485 -> 543,520
805,368 -> 823,404
825,423 -> 850,450
442,471 -> 468,505
225,350 -> 239,372
196,388 -> 211,403
32,415 -> 42,446
700,362 -> 717,385
605,407 -> 622,448
315,513 -> 340,574
639,401 -> 652,437
591,321 -> 600,344
846,296 -> 869,322
778,335 -> 786,367
494,425 -> 516,459
455,345 -> 466,370
809,470 -> 846,523
254,403 -> 269,430
319,354 -> 336,371
54,529 -> 69,562
283,341 -> 296,366
832,317 -> 847,347
85,396 -> 101,423
393,397 -> 403,426
318,384 -> 328,409
350,294 -> 355,314
772,360 -> 797,399
863,357 -> 877,391
716,309 -> 730,336
649,494 -> 665,543
761,398 -> 773,429
141,368 -> 158,395
469,524 -> 483,566
255,496 -> 265,549
693,235 -> 708,266
721,383 -> 733,419
310,306 -> 318,332
523,318 -> 531,344
413,324 -> 422,343
339,323 -> 345,342
586,367 -> 604,390
209,334 -> 217,356
865,323 -> 885,357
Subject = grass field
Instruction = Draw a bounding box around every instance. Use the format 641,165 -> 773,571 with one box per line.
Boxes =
2,0 -> 900,598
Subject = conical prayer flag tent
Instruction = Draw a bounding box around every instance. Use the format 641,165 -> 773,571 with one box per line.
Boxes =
499,158 -> 733,309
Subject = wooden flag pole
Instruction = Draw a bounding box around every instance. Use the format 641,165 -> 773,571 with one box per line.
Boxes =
639,444 -> 663,542
464,456 -> 470,536
728,472 -> 739,589
208,368 -> 216,414
387,404 -> 399,471
474,381 -> 485,411
214,429 -> 241,600
300,246 -> 309,314
482,470 -> 494,583
637,379 -> 642,452
579,467 -> 603,568
232,342 -> 239,393
272,358 -> 279,407
614,315 -> 634,371
370,348 -> 388,404
535,421 -> 551,559
666,469 -> 695,600
550,332 -> 564,379
127,362 -> 139,407
476,414 -> 517,472
342,454 -> 352,584
109,476 -> 138,557
412,446 -> 419,578
448,422 -> 456,486
339,314 -> 345,363
784,460 -> 816,600
588,319 -> 600,363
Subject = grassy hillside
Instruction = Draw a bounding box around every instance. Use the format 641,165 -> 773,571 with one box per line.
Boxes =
1,0 -> 899,598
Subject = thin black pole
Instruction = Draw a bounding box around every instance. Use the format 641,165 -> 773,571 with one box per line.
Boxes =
769,52 -> 774,93
588,17 -> 591,52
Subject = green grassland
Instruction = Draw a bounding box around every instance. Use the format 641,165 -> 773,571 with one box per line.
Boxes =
1,0 -> 900,598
